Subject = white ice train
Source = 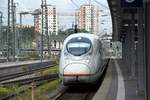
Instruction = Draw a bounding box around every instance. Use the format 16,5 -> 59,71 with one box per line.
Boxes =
59,33 -> 108,85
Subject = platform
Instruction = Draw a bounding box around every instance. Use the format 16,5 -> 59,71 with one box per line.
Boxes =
92,59 -> 145,100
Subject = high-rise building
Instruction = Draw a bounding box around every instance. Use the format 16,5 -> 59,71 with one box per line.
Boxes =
76,5 -> 99,34
34,5 -> 58,35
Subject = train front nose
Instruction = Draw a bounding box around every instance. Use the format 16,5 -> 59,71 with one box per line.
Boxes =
63,63 -> 90,84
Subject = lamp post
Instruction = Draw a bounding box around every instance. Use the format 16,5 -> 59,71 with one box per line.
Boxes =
12,1 -> 16,62
41,0 -> 44,62
0,11 -> 3,57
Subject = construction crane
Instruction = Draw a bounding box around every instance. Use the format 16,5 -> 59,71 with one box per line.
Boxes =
18,10 -> 41,57
57,12 -> 75,16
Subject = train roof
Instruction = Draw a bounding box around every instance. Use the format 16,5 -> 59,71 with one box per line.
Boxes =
64,33 -> 99,43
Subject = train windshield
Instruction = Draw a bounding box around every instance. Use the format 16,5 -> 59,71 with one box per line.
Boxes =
67,42 -> 91,56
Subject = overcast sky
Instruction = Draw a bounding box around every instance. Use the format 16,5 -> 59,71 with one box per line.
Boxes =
14,0 -> 108,11
0,0 -> 112,34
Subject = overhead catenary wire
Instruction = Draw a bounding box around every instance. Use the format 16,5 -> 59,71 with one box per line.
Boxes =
70,0 -> 79,8
93,0 -> 109,10
88,0 -> 92,5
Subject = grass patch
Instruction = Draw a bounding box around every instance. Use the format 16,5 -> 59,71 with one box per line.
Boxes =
0,87 -> 9,95
1,65 -> 59,99
5,80 -> 60,100
40,65 -> 58,76
5,84 -> 30,95
0,84 -> 30,100
36,80 -> 59,100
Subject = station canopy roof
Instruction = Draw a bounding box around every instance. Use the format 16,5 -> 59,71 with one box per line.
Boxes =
107,0 -> 142,41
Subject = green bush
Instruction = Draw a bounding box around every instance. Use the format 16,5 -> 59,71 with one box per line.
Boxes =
0,87 -> 9,95
25,52 -> 40,60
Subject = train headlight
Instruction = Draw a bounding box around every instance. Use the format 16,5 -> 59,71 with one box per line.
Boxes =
84,59 -> 89,63
65,60 -> 68,64
85,55 -> 90,59
64,51 -> 69,56
84,56 -> 90,63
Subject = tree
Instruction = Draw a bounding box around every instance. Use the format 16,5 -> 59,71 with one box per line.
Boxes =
21,27 -> 36,41
58,28 -> 89,36
78,29 -> 89,33
58,29 -> 66,35
20,27 -> 40,48
65,28 -> 74,35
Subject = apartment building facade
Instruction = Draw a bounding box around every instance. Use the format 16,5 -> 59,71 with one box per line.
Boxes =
75,5 -> 99,34
34,5 -> 58,35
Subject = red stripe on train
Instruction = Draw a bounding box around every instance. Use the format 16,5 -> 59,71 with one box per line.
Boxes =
63,74 -> 90,76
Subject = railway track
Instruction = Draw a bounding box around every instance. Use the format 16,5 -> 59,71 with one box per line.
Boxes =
0,74 -> 58,100
0,73 -> 58,86
0,63 -> 57,82
52,60 -> 110,100
52,86 -> 97,100
0,63 -> 58,99
52,68 -> 108,100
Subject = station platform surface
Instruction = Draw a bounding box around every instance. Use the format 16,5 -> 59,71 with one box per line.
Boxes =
92,59 -> 145,100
